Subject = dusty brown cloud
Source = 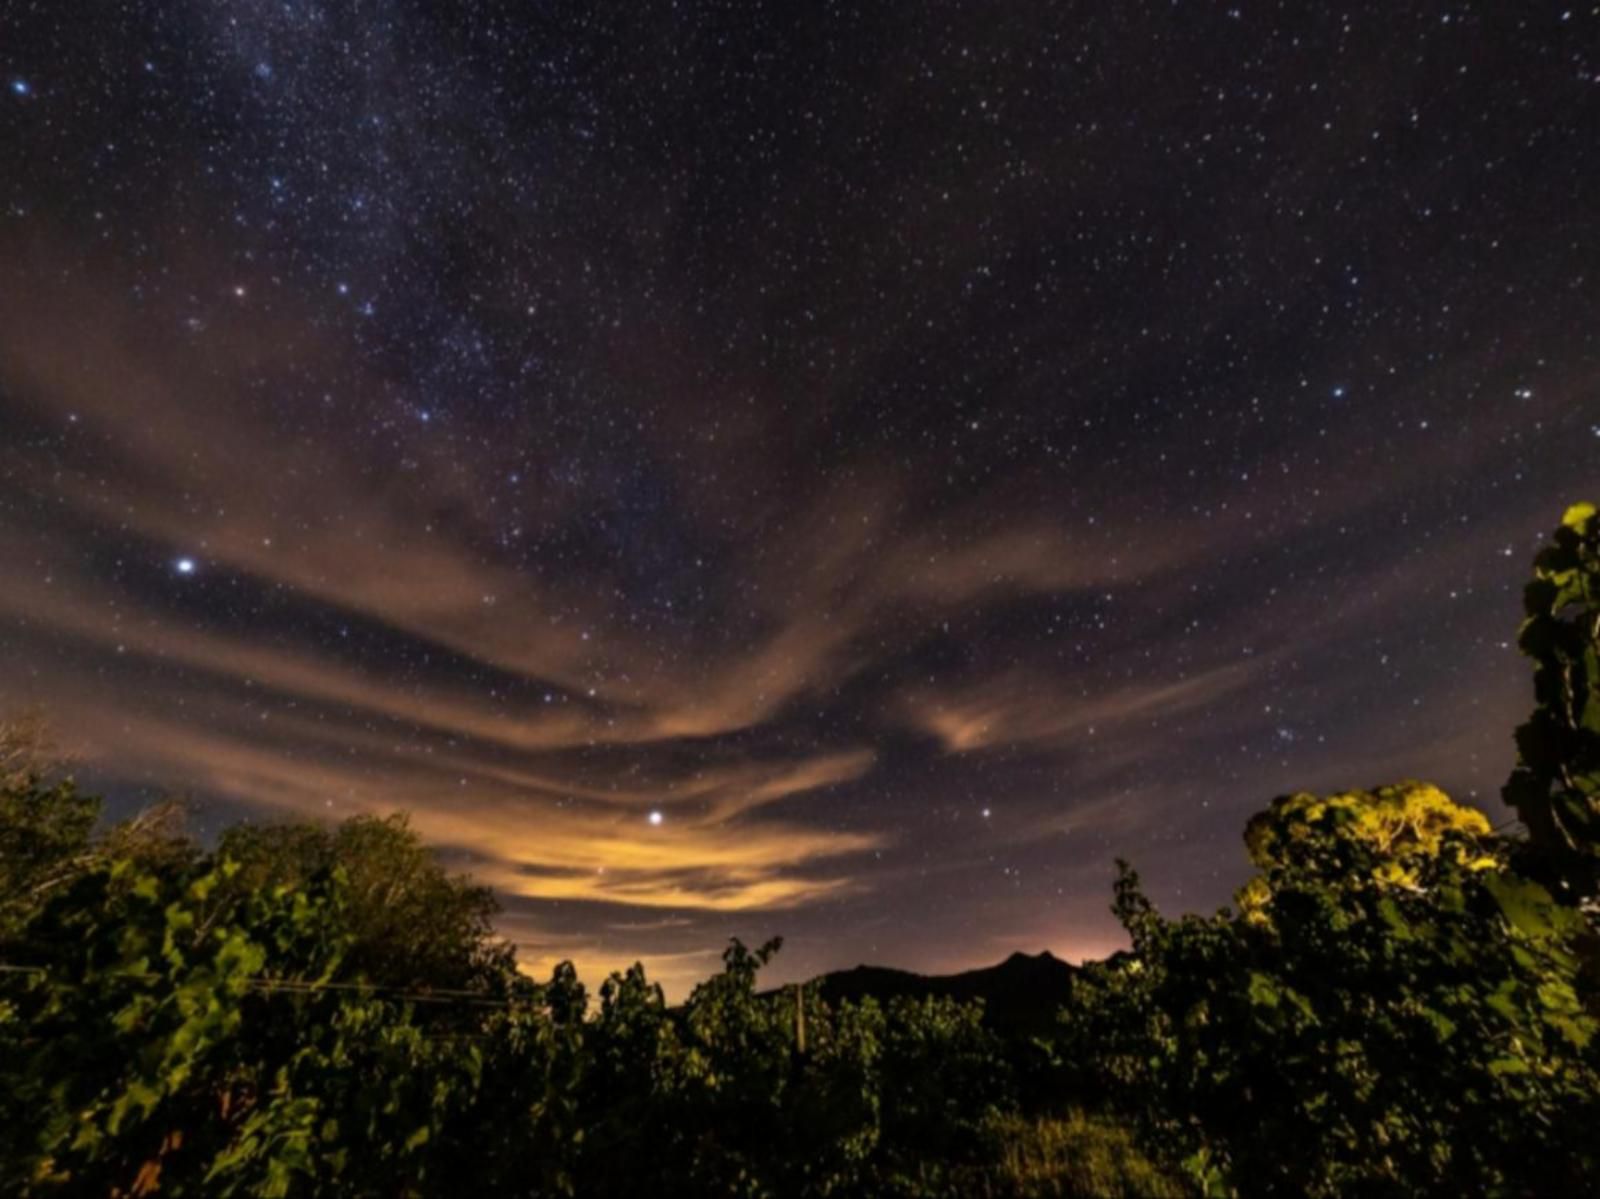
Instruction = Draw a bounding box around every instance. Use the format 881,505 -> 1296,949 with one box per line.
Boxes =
897,663 -> 1258,755
2,208 -> 1590,1001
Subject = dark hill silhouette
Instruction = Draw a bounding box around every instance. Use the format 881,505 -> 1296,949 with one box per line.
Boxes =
801,950 -> 1079,1038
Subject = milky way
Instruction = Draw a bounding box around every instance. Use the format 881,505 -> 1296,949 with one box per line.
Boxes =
2,3 -> 1597,996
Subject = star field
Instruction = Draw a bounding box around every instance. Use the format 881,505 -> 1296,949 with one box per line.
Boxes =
1,2 -> 1597,996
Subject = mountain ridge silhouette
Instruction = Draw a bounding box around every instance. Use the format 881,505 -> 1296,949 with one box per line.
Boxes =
786,949 -> 1084,1038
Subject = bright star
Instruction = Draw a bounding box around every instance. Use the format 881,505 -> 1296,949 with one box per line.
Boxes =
648,810 -> 664,826
174,557 -> 196,575
10,80 -> 29,96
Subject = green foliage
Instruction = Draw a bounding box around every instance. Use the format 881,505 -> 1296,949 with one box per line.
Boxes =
0,820 -> 581,1197
1060,786 -> 1600,1197
216,814 -> 513,993
0,775 -> 98,940
6,854 -> 341,1192
1240,780 -> 1496,898
0,711 -> 194,944
0,709 -> 60,793
1505,501 -> 1600,899
569,937 -> 1018,1197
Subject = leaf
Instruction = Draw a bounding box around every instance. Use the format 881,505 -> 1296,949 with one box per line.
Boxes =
1246,972 -> 1279,1009
1377,897 -> 1411,939
1482,873 -> 1562,939
1422,1008 -> 1456,1042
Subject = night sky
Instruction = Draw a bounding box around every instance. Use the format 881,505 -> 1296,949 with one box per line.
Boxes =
2,3 -> 1596,997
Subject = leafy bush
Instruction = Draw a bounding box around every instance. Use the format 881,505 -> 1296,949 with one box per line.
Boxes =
1058,783 -> 1600,1197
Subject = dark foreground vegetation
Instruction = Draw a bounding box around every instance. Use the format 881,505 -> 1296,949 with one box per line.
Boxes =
3,504 -> 1599,1197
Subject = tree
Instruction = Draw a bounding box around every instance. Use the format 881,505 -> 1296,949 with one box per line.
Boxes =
216,814 -> 514,994
1504,501 -> 1600,902
1060,783 -> 1600,1197
1236,780 -> 1497,917
0,713 -> 94,940
0,709 -> 61,793
0,774 -> 98,941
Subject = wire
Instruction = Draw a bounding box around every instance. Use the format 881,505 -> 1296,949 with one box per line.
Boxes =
0,962 -> 532,1008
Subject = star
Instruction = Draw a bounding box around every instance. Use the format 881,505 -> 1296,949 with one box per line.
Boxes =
2,0 -> 1592,1004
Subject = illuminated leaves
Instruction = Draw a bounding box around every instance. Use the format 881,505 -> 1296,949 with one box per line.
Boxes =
1240,781 -> 1498,912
